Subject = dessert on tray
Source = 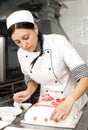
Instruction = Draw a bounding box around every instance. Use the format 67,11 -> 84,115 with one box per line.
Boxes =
23,94 -> 83,128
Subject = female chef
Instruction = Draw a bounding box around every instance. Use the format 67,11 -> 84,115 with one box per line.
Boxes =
6,10 -> 88,122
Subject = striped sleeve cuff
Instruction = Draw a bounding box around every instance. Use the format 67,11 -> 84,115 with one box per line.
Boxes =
71,64 -> 88,82
24,75 -> 34,85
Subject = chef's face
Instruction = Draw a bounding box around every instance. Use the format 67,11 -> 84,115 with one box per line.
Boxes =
11,24 -> 38,52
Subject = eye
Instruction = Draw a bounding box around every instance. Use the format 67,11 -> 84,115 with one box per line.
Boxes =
23,35 -> 29,40
15,40 -> 20,45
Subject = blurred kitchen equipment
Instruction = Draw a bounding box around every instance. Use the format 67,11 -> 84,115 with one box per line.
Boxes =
0,20 -> 23,84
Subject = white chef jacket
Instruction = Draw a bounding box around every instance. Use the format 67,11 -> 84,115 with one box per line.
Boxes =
17,34 -> 88,109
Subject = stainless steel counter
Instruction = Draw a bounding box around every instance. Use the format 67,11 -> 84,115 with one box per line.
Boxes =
4,102 -> 88,130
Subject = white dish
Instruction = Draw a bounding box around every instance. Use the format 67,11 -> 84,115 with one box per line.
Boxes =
1,115 -> 16,122
0,120 -> 11,129
21,103 -> 32,110
14,102 -> 22,108
14,102 -> 32,110
0,106 -> 22,117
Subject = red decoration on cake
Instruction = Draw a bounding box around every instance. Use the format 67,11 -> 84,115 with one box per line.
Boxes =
44,118 -> 48,122
33,116 -> 37,121
35,94 -> 66,107
56,98 -> 65,102
52,98 -> 65,107
76,110 -> 80,116
41,94 -> 54,101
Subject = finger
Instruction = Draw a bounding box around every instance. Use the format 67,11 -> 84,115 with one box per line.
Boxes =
56,112 -> 65,122
15,97 -> 24,103
51,112 -> 59,122
50,111 -> 56,120
61,112 -> 69,120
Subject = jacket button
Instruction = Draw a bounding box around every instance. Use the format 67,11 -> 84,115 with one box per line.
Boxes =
25,55 -> 28,58
61,91 -> 63,94
49,68 -> 51,70
55,80 -> 57,83
30,71 -> 32,73
47,51 -> 49,53
46,90 -> 48,92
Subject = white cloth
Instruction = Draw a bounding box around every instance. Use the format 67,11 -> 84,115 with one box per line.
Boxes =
7,10 -> 34,29
17,34 -> 88,109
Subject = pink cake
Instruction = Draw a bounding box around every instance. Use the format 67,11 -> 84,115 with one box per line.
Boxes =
23,94 -> 83,128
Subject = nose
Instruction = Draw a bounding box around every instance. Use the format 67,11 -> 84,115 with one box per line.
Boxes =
21,41 -> 28,49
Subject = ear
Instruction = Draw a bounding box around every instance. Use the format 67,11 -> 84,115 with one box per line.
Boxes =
34,23 -> 38,35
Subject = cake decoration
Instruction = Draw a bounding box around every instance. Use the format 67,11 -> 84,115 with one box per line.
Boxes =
23,94 -> 83,128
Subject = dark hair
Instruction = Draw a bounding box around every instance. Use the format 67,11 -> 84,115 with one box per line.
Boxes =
7,22 -> 34,37
31,31 -> 43,69
7,22 -> 43,68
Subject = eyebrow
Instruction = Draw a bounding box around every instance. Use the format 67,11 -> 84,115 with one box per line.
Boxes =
13,33 -> 29,41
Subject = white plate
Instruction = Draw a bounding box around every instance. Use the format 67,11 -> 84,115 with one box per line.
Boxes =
21,103 -> 32,110
14,102 -> 32,110
0,106 -> 22,117
0,120 -> 11,129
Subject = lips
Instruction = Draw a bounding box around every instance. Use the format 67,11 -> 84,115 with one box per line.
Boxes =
26,46 -> 33,51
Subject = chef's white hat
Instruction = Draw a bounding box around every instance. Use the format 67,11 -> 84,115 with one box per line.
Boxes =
7,10 -> 34,29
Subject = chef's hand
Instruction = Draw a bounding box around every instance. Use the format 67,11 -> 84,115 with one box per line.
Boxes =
50,96 -> 75,122
13,89 -> 31,103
